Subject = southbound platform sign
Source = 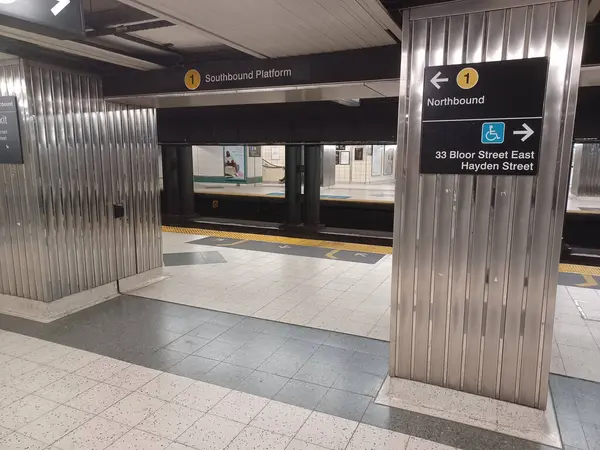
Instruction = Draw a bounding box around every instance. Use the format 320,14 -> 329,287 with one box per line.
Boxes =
420,58 -> 548,176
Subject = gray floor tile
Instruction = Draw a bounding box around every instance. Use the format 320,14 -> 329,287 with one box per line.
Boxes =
355,339 -> 389,358
310,345 -> 354,367
276,339 -> 320,359
237,370 -> 289,399
274,379 -> 328,410
235,317 -> 269,332
323,332 -> 366,351
190,322 -> 232,340
293,360 -> 343,388
344,352 -> 389,377
287,326 -> 331,344
247,334 -> 288,353
558,415 -> 589,449
193,339 -> 243,361
167,355 -> 219,380
217,328 -> 261,345
202,362 -> 253,389
224,345 -> 275,370
583,422 -> 600,450
258,353 -> 308,378
208,312 -> 244,327
261,321 -> 298,337
126,348 -> 187,371
315,388 -> 371,422
575,396 -> 600,426
332,371 -> 385,397
164,335 -> 210,354
361,402 -> 551,450
163,251 -> 227,266
160,315 -> 210,334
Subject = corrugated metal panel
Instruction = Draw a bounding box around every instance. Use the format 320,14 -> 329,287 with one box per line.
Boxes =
0,60 -> 162,302
390,0 -> 586,408
571,143 -> 600,196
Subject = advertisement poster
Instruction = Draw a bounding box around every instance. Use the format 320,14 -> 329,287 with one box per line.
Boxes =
384,145 -> 395,175
223,145 -> 246,180
372,145 -> 383,176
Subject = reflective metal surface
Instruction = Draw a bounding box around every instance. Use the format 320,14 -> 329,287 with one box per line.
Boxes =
391,0 -> 586,408
0,59 -> 162,302
570,143 -> 600,196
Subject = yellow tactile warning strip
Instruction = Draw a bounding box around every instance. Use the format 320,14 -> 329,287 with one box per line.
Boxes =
162,226 -> 393,254
163,226 -> 600,275
559,263 -> 600,276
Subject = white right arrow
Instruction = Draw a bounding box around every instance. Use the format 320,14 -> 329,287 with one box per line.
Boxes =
430,71 -> 449,90
51,0 -> 70,16
513,123 -> 534,142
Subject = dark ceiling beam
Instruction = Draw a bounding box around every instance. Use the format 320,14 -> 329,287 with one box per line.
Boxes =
86,20 -> 174,37
114,32 -> 183,58
0,35 -> 124,74
85,3 -> 156,29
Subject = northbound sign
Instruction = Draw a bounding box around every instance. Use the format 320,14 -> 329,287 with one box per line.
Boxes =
420,58 -> 549,175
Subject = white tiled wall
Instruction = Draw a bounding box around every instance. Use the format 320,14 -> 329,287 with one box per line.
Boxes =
262,145 -> 286,183
333,145 -> 396,184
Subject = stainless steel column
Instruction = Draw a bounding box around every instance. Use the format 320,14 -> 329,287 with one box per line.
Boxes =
570,143 -> 600,196
390,0 -> 586,408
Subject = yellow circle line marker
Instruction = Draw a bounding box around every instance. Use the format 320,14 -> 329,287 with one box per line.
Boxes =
456,67 -> 479,89
184,69 -> 201,90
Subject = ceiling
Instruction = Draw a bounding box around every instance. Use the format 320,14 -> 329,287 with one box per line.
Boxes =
0,0 -> 403,72
0,0 -> 597,74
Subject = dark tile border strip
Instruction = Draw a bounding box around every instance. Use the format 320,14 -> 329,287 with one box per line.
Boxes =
0,294 -> 564,450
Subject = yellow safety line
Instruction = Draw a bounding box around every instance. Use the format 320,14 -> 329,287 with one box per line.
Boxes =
164,226 -> 600,275
326,249 -> 340,260
559,263 -> 600,276
576,274 -> 598,288
162,226 -> 392,254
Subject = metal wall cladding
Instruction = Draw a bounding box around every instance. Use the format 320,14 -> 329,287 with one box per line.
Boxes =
571,143 -> 600,196
0,60 -> 162,303
390,0 -> 586,408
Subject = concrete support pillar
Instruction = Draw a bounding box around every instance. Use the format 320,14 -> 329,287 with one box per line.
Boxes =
304,144 -> 322,230
284,145 -> 302,226
162,145 -> 194,217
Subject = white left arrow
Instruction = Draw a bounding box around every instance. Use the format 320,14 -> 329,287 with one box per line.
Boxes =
513,123 -> 534,142
430,71 -> 448,90
51,0 -> 70,16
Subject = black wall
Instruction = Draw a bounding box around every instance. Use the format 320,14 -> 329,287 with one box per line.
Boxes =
575,86 -> 600,140
158,87 -> 598,144
157,98 -> 399,144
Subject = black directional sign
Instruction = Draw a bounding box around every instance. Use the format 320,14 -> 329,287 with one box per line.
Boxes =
0,0 -> 84,39
420,57 -> 549,176
0,96 -> 23,165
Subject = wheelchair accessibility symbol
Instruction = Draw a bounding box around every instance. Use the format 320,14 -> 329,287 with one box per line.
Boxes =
481,122 -> 505,144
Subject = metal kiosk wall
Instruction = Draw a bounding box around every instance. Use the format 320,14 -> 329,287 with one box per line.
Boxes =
390,0 -> 586,408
